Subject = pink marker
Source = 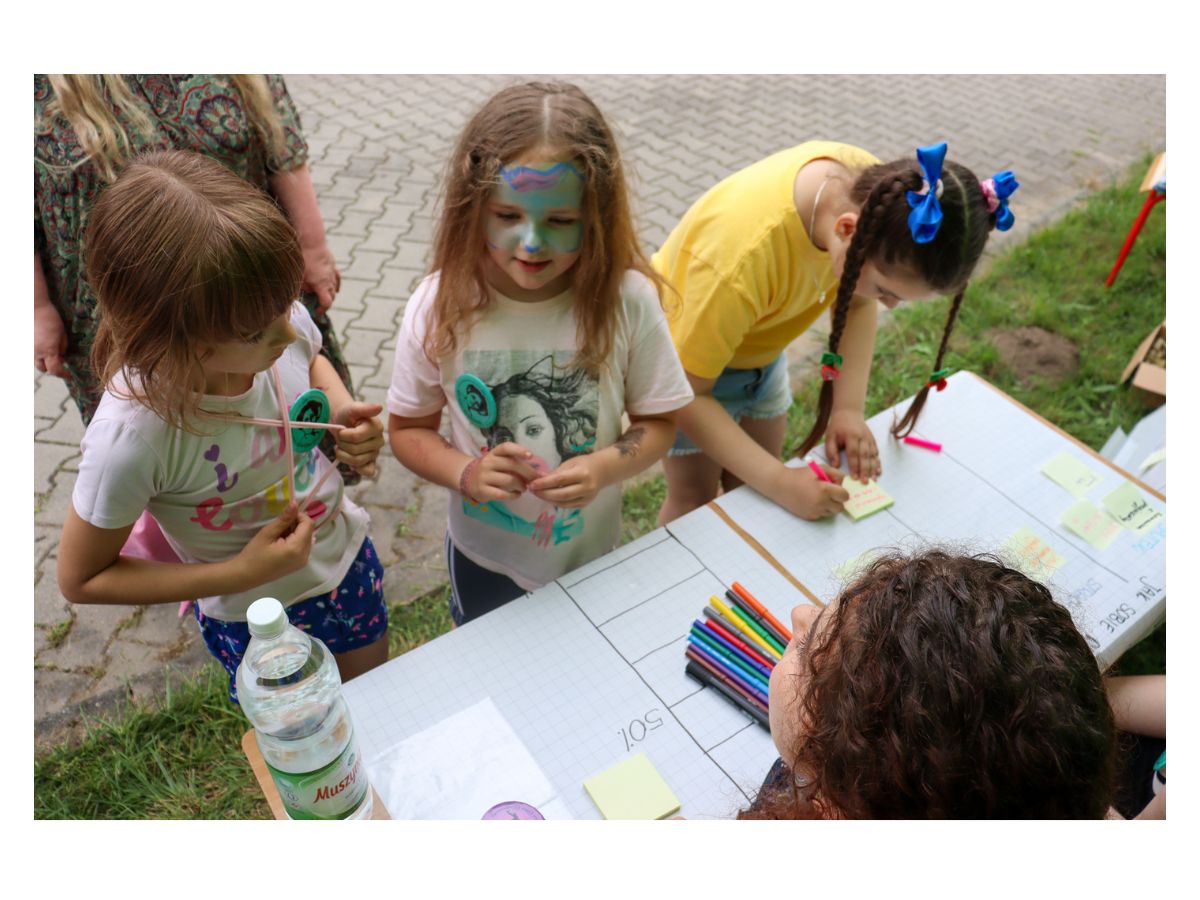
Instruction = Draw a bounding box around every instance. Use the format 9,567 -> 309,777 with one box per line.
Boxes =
903,435 -> 942,453
807,459 -> 833,483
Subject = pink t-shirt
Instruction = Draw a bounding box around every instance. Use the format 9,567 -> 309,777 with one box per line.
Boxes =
72,302 -> 370,621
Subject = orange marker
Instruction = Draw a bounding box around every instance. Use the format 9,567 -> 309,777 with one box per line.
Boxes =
731,581 -> 793,642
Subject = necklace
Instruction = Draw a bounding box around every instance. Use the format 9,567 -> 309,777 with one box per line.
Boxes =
808,176 -> 835,304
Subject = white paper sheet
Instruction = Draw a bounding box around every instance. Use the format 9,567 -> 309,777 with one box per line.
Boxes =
368,697 -> 562,819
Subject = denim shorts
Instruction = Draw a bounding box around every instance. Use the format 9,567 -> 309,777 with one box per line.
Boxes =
196,537 -> 388,703
670,353 -> 792,455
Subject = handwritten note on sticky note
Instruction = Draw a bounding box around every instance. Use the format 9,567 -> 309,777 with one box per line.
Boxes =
1004,527 -> 1067,582
1103,482 -> 1163,532
1061,500 -> 1121,550
583,752 -> 680,820
842,479 -> 894,520
1041,452 -> 1102,498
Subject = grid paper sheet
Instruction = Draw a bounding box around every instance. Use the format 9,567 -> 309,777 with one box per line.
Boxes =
712,372 -> 1166,669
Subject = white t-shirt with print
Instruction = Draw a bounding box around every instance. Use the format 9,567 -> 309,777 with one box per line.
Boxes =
72,302 -> 370,621
388,270 -> 694,591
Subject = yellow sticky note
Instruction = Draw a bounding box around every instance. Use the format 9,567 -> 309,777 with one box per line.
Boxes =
583,752 -> 680,820
842,478 -> 894,520
1061,500 -> 1121,551
1041,452 -> 1102,498
1103,482 -> 1163,532
1138,448 -> 1166,473
1004,527 -> 1067,582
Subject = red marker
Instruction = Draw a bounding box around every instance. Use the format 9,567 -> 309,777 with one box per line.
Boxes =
807,459 -> 833,483
903,435 -> 942,453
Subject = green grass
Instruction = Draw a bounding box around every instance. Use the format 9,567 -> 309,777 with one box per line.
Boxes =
35,159 -> 1165,818
35,585 -> 457,820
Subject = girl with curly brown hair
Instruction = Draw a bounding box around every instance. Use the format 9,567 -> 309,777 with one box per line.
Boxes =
741,550 -> 1117,819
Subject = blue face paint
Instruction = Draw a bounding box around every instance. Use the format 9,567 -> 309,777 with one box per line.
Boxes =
486,161 -> 585,255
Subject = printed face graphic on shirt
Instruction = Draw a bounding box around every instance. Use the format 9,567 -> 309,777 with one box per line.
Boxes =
485,158 -> 585,300
459,351 -> 599,548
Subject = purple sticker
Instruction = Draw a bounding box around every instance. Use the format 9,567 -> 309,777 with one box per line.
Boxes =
482,801 -> 544,820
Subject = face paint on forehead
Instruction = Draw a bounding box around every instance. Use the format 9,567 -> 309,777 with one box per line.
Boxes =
488,161 -> 586,256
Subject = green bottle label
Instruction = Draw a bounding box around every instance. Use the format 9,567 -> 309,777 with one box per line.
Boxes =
265,735 -> 368,820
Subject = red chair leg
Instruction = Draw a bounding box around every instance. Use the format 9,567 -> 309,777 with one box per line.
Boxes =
1106,191 -> 1165,288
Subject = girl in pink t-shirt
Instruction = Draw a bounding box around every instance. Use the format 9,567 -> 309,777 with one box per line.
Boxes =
57,150 -> 387,700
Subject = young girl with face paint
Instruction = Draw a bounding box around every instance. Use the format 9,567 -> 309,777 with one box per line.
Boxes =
56,151 -> 389,701
387,82 -> 693,624
653,142 -> 1018,525
742,551 -> 1117,819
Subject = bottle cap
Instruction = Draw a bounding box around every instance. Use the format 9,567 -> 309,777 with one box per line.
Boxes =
246,597 -> 287,639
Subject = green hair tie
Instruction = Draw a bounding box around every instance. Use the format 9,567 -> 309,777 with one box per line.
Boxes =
821,352 -> 843,368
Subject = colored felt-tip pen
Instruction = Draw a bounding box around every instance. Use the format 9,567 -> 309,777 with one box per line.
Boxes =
731,582 -> 793,643
685,661 -> 770,728
807,459 -> 833,482
903,435 -> 942,452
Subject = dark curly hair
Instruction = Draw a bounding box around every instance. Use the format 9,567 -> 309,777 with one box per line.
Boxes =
741,551 -> 1116,819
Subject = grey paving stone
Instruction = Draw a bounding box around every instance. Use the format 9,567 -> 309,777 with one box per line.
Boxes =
34,569 -> 71,627
34,443 -> 80,497
34,374 -> 70,419
35,408 -> 86,447
373,267 -> 423,300
348,300 -> 403,336
34,666 -> 93,722
343,250 -> 394,281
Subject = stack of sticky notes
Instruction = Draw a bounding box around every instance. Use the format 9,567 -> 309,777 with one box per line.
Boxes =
584,752 -> 680,819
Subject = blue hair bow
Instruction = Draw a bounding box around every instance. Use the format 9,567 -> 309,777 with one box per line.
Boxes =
905,142 -> 948,244
989,170 -> 1020,232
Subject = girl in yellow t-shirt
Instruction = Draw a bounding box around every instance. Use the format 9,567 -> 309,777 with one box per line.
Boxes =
653,141 -> 1018,523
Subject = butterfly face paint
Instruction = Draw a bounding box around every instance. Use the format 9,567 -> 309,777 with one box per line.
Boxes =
484,158 -> 585,300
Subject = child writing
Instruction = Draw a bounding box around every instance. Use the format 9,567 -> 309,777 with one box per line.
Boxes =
742,550 -> 1117,818
652,141 -> 1018,524
57,150 -> 388,701
388,82 -> 693,625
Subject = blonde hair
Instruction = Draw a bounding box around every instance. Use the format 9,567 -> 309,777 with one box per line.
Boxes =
426,81 -> 664,373
41,75 -> 287,182
86,149 -> 303,429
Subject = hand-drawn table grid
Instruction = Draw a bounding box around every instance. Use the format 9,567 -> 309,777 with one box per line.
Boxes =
340,373 -> 1164,818
715,372 -> 1166,669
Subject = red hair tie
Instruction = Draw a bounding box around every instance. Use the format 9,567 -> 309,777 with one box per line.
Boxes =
927,367 -> 950,391
820,351 -> 843,381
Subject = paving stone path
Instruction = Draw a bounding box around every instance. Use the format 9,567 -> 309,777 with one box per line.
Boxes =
33,74 -> 1165,741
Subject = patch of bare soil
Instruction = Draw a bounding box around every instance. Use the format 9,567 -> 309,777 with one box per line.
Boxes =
988,326 -> 1079,387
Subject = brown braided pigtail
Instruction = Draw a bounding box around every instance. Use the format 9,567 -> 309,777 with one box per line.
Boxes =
890,286 -> 966,438
795,175 -> 916,458
889,164 -> 989,439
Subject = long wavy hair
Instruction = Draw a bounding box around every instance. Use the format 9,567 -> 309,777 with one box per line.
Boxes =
794,156 -> 997,458
740,551 -> 1116,819
424,81 -> 664,374
86,149 -> 302,430
39,75 -> 286,182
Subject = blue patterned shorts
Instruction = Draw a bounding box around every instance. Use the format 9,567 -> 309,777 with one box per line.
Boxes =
196,537 -> 388,703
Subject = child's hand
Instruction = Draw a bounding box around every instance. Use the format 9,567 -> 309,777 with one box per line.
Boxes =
825,410 -> 882,482
464,443 -> 540,502
334,401 -> 385,477
527,455 -> 611,509
234,503 -> 315,587
776,462 -> 849,520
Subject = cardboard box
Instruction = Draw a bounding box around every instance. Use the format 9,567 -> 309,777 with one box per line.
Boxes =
1120,321 -> 1166,406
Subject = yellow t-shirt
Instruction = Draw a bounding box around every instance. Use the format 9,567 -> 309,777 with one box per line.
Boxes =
651,141 -> 881,379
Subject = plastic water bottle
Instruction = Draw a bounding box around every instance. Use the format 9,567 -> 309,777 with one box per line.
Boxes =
237,597 -> 373,820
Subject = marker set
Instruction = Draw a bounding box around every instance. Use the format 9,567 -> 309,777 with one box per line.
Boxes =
683,582 -> 792,729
